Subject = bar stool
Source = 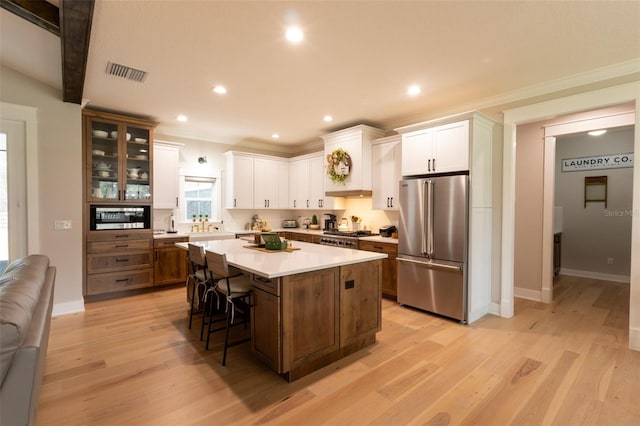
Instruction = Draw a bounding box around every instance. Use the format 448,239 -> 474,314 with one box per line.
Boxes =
186,243 -> 212,333
204,251 -> 252,366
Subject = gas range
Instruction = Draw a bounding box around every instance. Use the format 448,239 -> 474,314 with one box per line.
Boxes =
319,230 -> 378,249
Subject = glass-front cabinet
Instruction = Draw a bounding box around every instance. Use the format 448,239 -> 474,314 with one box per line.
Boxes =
83,110 -> 155,204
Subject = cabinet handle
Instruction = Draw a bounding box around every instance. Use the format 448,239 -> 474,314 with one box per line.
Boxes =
374,246 -> 383,250
115,244 -> 129,248
433,158 -> 436,171
115,278 -> 130,283
306,200 -> 309,208
115,258 -> 128,262
118,190 -> 122,200
390,197 -> 393,207
294,200 -> 297,208
234,198 -> 237,208
427,159 -> 431,172
115,234 -> 130,238
175,197 -> 179,207
386,197 -> 390,208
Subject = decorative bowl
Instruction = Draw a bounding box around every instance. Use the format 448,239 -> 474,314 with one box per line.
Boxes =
92,130 -> 108,138
308,224 -> 321,230
110,131 -> 118,139
134,137 -> 147,143
92,149 -> 105,156
98,170 -> 110,177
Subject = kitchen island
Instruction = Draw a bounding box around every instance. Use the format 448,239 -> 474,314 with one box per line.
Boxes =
176,238 -> 386,381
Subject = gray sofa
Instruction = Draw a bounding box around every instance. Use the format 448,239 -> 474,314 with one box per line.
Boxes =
0,255 -> 56,426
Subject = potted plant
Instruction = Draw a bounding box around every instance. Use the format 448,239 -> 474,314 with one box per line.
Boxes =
309,214 -> 320,230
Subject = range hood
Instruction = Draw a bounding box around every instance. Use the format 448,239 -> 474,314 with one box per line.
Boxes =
322,124 -> 386,197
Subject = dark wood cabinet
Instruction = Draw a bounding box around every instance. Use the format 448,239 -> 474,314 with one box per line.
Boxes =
85,230 -> 154,296
554,233 -> 562,277
358,240 -> 398,300
154,237 -> 188,286
340,260 -> 382,347
82,110 -> 157,297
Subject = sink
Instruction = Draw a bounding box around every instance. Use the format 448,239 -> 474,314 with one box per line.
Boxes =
188,232 -> 235,242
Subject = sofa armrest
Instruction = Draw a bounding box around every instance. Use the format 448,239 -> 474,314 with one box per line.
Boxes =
0,266 -> 55,426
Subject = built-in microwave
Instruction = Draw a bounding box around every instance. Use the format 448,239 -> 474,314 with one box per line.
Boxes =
89,205 -> 151,231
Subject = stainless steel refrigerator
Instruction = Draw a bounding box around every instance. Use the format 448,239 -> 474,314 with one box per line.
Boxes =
397,174 -> 468,322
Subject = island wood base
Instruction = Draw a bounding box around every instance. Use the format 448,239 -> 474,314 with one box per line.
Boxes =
251,259 -> 382,381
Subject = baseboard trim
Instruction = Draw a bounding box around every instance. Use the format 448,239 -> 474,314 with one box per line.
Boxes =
514,287 -> 542,302
560,268 -> 630,283
630,327 -> 640,352
52,299 -> 85,317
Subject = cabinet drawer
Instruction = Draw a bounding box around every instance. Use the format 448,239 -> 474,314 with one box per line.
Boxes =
87,269 -> 153,295
358,241 -> 397,256
87,251 -> 153,274
251,274 -> 281,296
154,237 -> 188,248
87,230 -> 152,242
88,239 -> 152,253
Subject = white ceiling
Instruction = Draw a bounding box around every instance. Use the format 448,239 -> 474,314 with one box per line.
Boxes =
2,1 -> 639,150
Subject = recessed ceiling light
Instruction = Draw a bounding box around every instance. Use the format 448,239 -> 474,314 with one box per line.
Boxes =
285,26 -> 304,43
213,85 -> 227,94
323,115 -> 333,122
407,85 -> 421,96
176,114 -> 188,122
588,129 -> 607,136
272,133 -> 280,139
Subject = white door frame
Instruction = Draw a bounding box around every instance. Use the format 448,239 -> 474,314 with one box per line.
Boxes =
0,102 -> 39,254
501,82 -> 640,351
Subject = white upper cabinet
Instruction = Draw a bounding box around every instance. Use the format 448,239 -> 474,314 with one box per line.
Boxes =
153,144 -> 180,209
225,152 -> 254,209
322,125 -> 386,196
288,152 -> 343,210
227,152 -> 290,209
371,135 -> 401,210
288,158 -> 308,209
398,120 -> 469,176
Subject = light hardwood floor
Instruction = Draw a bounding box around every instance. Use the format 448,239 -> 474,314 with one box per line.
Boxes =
38,275 -> 639,425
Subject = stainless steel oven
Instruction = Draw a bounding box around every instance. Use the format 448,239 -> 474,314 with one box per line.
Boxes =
89,205 -> 151,230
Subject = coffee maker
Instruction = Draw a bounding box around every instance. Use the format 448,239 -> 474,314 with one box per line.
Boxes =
324,213 -> 337,231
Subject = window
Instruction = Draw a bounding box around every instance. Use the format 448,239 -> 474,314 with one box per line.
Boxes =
183,176 -> 216,222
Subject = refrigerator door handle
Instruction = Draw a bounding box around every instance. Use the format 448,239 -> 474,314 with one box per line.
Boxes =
397,257 -> 463,272
426,179 -> 434,257
420,180 -> 427,255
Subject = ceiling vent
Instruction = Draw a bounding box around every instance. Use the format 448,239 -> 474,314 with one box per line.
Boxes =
105,62 -> 148,83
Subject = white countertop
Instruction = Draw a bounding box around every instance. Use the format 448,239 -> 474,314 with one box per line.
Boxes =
358,235 -> 399,244
176,238 -> 387,279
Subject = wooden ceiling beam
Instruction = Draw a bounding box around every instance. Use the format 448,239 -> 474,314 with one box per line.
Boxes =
60,0 -> 94,104
0,0 -> 60,35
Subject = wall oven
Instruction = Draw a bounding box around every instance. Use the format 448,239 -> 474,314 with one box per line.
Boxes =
89,205 -> 151,231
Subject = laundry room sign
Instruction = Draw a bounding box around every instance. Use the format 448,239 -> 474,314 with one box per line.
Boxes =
561,152 -> 634,172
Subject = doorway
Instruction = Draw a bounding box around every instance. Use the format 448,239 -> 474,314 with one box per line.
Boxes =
0,118 -> 28,268
502,82 -> 640,351
554,126 -> 634,283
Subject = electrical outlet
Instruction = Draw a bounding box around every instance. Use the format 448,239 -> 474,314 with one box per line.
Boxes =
54,220 -> 72,230
607,258 -> 614,265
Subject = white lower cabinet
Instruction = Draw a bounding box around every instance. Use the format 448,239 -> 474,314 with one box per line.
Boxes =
371,135 -> 401,210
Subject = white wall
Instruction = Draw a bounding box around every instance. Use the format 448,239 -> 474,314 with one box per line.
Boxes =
0,65 -> 84,314
555,127 -> 634,280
